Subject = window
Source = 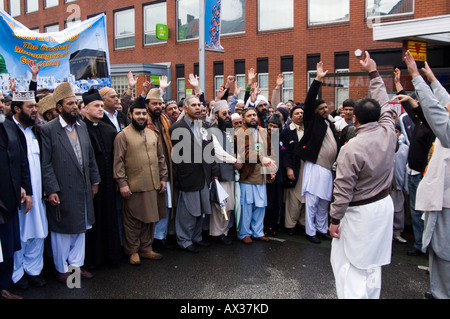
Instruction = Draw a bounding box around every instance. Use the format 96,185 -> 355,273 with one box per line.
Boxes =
144,2 -> 167,45
10,0 -> 20,17
366,0 -> 414,18
115,8 -> 135,49
176,64 -> 185,101
334,52 -> 349,106
258,0 -> 293,32
281,56 -> 294,102
215,75 -> 224,97
221,0 -> 245,35
45,24 -> 59,33
26,0 -> 39,13
45,0 -> 58,8
307,54 -> 320,90
111,75 -> 134,97
65,19 -> 81,29
282,72 -> 294,103
257,58 -> 269,98
308,0 -> 349,26
177,0 -> 200,41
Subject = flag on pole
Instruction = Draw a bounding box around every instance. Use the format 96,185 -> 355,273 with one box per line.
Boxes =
204,0 -> 224,52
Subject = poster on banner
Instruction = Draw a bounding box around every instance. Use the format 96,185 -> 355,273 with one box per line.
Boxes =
0,9 -> 111,95
205,0 -> 224,52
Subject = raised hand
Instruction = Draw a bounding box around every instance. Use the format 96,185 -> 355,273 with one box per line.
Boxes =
248,68 -> 257,84
421,61 -> 437,83
127,71 -> 137,88
28,60 -> 40,80
315,61 -> 328,81
159,75 -> 171,91
404,50 -> 420,79
359,51 -> 377,73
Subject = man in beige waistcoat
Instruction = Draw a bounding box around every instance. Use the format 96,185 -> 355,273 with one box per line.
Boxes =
113,96 -> 168,265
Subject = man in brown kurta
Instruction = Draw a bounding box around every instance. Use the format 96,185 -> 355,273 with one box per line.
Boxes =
113,97 -> 168,265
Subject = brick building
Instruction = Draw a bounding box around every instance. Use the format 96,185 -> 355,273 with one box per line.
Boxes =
3,0 -> 450,107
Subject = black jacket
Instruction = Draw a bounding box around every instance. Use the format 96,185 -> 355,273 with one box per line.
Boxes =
297,80 -> 340,163
101,110 -> 128,132
281,124 -> 302,188
170,117 -> 219,192
397,90 -> 435,174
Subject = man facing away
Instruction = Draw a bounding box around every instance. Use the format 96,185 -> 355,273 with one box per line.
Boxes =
329,51 -> 397,299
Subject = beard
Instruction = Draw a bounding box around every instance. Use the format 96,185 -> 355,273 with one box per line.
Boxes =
0,113 -> 5,124
149,108 -> 161,118
132,118 -> 147,131
60,108 -> 78,124
19,111 -> 36,127
217,117 -> 232,131
245,121 -> 258,129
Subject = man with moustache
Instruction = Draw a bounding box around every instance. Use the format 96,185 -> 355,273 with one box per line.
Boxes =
299,61 -> 340,244
164,100 -> 180,125
40,82 -> 100,283
0,90 -> 32,299
281,105 -> 306,235
113,97 -> 168,265
82,89 -> 122,269
10,91 -> 48,290
99,86 -> 128,132
145,88 -> 175,249
235,107 -> 277,244
209,100 -> 242,245
170,95 -> 219,253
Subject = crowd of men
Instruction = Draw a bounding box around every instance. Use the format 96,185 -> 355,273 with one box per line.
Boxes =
0,51 -> 449,300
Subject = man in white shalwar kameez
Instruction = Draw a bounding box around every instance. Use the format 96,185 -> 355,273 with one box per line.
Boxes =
329,52 -> 397,299
11,91 -> 48,288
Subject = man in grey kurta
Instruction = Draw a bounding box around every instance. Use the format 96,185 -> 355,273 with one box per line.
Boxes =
403,50 -> 450,299
41,82 -> 100,283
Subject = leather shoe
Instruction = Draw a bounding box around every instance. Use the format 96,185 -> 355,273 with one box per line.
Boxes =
0,289 -> 22,299
393,235 -> 407,243
179,245 -> 200,253
129,253 -> 141,265
407,248 -> 425,256
194,240 -> 210,247
26,274 -> 46,287
242,236 -> 252,244
154,238 -> 174,249
80,268 -> 93,279
306,235 -> 321,244
139,250 -> 163,260
258,236 -> 270,242
12,275 -> 29,290
218,235 -> 233,245
55,271 -> 71,284
424,292 -> 435,299
285,228 -> 295,236
317,232 -> 332,240
266,228 -> 278,236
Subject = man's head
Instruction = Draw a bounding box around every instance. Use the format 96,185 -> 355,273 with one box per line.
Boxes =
315,99 -> 328,119
290,104 -> 304,126
164,100 -> 180,121
242,107 -> 258,128
214,100 -> 232,130
82,88 -> 104,122
38,94 -> 57,122
267,113 -> 282,134
342,99 -> 355,122
183,95 -> 202,121
0,91 -> 5,123
54,83 -> 78,125
129,97 -> 148,131
100,87 -> 120,113
231,113 -> 243,130
255,95 -> 268,114
11,91 -> 38,127
235,100 -> 244,115
145,88 -> 164,118
353,98 -> 381,127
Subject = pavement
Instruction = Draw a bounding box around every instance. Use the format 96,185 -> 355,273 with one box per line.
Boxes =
10,226 -> 431,304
